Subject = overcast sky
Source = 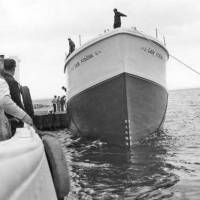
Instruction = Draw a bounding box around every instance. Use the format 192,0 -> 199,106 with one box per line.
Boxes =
1,0 -> 200,99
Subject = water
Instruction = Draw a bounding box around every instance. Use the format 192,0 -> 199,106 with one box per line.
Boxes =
53,88 -> 200,199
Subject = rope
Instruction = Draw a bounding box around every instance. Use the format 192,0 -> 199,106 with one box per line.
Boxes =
138,29 -> 200,77
132,29 -> 200,77
170,54 -> 200,76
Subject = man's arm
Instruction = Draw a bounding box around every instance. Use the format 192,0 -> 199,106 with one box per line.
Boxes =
119,12 -> 127,17
0,79 -> 33,126
1,95 -> 33,126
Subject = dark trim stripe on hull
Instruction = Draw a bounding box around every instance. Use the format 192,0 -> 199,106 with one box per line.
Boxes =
67,73 -> 168,148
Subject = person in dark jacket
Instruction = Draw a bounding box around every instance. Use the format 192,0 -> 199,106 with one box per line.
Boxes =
66,38 -> 75,58
113,8 -> 127,29
2,58 -> 24,134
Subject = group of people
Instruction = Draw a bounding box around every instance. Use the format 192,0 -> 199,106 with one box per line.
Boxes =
66,8 -> 127,59
52,95 -> 67,113
0,56 -> 34,141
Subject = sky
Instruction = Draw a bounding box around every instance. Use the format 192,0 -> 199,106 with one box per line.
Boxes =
1,0 -> 200,99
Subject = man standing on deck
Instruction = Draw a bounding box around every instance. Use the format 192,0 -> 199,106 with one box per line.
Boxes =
2,58 -> 24,135
113,8 -> 127,29
66,38 -> 75,58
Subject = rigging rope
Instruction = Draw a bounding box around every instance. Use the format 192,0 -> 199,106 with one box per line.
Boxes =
170,54 -> 200,76
131,29 -> 200,77
138,29 -> 200,77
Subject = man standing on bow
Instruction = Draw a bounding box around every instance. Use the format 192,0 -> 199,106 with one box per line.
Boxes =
66,38 -> 75,59
113,8 -> 127,29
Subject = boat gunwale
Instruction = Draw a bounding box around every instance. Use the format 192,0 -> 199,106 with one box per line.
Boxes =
64,28 -> 169,73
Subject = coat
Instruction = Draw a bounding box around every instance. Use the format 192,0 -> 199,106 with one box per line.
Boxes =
114,11 -> 127,27
3,72 -> 24,109
69,40 -> 75,53
0,77 -> 27,141
3,72 -> 24,130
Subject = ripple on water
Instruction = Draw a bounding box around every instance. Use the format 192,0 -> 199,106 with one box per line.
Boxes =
53,89 -> 200,199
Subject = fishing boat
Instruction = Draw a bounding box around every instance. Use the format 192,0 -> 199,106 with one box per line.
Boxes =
64,28 -> 169,148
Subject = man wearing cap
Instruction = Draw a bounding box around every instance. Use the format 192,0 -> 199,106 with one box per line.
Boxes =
113,8 -> 127,29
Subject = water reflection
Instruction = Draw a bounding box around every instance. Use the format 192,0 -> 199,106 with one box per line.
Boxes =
58,130 -> 179,200
39,89 -> 200,199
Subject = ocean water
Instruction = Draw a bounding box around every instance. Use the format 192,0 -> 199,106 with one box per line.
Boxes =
49,88 -> 200,200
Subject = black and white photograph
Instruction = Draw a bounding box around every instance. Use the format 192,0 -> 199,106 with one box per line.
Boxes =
0,0 -> 200,199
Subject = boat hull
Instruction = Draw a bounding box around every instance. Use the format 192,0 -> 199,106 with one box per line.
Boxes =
67,72 -> 168,147
65,29 -> 169,148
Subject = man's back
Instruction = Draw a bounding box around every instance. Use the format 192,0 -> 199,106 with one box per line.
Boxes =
69,40 -> 75,53
3,72 -> 23,109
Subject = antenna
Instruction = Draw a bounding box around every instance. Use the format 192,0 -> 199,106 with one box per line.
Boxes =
155,28 -> 158,38
163,36 -> 166,46
79,35 -> 82,46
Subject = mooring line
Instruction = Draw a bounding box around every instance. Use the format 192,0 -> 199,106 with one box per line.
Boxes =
139,29 -> 200,77
170,54 -> 200,77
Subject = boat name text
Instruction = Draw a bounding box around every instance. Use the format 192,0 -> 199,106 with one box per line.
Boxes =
141,47 -> 163,60
71,50 -> 102,71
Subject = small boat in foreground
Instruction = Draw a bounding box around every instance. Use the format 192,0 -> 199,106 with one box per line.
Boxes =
0,126 -> 70,200
64,28 -> 169,148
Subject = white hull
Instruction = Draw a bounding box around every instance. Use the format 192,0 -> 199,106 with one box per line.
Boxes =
65,29 -> 168,100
